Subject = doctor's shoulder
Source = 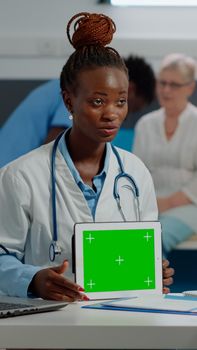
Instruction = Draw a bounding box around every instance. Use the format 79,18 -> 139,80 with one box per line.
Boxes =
0,142 -> 52,184
115,146 -> 153,182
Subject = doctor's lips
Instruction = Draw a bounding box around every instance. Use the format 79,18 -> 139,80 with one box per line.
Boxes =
99,125 -> 119,136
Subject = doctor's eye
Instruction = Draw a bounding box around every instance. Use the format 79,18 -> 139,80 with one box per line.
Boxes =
117,98 -> 127,107
92,98 -> 103,106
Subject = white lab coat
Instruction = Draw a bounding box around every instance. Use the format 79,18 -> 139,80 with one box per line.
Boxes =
0,141 -> 158,283
133,102 -> 197,232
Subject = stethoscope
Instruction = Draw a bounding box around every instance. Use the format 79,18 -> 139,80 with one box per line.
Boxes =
49,132 -> 140,262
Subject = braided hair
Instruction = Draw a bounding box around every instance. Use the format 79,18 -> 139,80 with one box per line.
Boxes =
60,12 -> 128,93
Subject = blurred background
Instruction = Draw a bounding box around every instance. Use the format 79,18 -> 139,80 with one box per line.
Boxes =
1,0 -> 197,125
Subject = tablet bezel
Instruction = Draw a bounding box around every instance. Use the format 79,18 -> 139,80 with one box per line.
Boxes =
74,221 -> 162,300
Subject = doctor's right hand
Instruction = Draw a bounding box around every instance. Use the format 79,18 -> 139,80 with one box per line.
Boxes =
28,260 -> 88,302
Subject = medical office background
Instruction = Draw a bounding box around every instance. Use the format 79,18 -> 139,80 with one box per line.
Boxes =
1,0 -> 197,124
0,0 -> 197,291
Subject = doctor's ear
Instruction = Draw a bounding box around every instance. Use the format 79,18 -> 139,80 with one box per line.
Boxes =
62,90 -> 73,114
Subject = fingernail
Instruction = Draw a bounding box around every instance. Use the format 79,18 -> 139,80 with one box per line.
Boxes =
78,286 -> 84,292
83,295 -> 90,301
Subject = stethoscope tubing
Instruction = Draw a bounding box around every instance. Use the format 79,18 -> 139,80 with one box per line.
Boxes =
0,133 -> 140,262
50,133 -> 140,261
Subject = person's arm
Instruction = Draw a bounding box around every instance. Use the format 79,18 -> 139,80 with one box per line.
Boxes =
0,167 -> 40,297
0,167 -> 86,301
157,147 -> 197,212
0,254 -> 87,301
0,80 -> 71,167
28,260 -> 88,301
0,254 -> 41,297
157,191 -> 192,213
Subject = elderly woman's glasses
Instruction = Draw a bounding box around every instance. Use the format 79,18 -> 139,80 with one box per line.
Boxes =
157,80 -> 193,90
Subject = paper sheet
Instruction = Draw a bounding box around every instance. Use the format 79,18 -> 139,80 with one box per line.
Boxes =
102,295 -> 197,312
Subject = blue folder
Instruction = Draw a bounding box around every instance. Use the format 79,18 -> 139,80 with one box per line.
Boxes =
82,295 -> 197,316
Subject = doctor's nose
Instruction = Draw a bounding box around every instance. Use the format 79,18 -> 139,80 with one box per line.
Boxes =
102,107 -> 119,121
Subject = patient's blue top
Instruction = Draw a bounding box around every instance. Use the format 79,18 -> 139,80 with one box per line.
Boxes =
0,79 -> 71,168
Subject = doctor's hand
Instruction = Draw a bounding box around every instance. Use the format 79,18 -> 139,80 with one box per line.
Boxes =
162,259 -> 174,294
28,260 -> 88,302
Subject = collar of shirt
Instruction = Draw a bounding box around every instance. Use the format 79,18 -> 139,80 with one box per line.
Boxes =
58,129 -> 110,218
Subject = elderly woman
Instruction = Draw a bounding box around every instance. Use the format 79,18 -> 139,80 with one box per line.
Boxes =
133,53 -> 197,257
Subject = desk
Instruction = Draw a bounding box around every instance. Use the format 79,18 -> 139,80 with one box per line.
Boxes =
0,300 -> 197,349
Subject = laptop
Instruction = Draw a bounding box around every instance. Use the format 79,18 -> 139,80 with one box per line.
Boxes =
0,295 -> 68,318
73,221 -> 162,300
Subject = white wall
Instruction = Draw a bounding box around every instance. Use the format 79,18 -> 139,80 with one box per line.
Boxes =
1,0 -> 197,78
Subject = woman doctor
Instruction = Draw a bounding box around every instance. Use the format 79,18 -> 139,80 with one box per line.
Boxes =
0,12 -> 174,301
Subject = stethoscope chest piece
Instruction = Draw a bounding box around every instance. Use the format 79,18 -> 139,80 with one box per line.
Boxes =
49,241 -> 62,262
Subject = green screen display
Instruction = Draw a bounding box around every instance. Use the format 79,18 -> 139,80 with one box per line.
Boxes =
83,229 -> 155,293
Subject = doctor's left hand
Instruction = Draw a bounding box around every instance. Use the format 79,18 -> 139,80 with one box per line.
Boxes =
162,259 -> 174,294
28,260 -> 88,302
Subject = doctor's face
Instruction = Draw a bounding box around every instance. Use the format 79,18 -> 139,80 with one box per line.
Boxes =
64,66 -> 129,143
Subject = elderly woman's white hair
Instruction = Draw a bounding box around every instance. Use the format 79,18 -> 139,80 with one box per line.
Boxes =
160,53 -> 197,82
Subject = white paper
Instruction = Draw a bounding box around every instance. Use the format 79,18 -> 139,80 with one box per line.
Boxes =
183,291 -> 197,297
103,295 -> 197,312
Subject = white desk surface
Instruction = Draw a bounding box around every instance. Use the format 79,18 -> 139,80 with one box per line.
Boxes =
0,299 -> 197,349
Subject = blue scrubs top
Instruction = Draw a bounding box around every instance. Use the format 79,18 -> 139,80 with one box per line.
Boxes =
0,79 -> 71,168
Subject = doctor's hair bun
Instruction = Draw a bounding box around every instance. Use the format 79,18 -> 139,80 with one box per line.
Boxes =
60,12 -> 127,93
67,12 -> 116,49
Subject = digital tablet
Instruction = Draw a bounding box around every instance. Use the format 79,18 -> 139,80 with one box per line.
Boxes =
73,221 -> 162,300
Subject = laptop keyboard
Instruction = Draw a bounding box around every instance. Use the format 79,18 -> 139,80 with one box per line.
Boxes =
0,302 -> 32,310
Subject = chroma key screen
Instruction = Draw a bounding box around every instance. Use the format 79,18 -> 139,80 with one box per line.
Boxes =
83,228 -> 155,293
